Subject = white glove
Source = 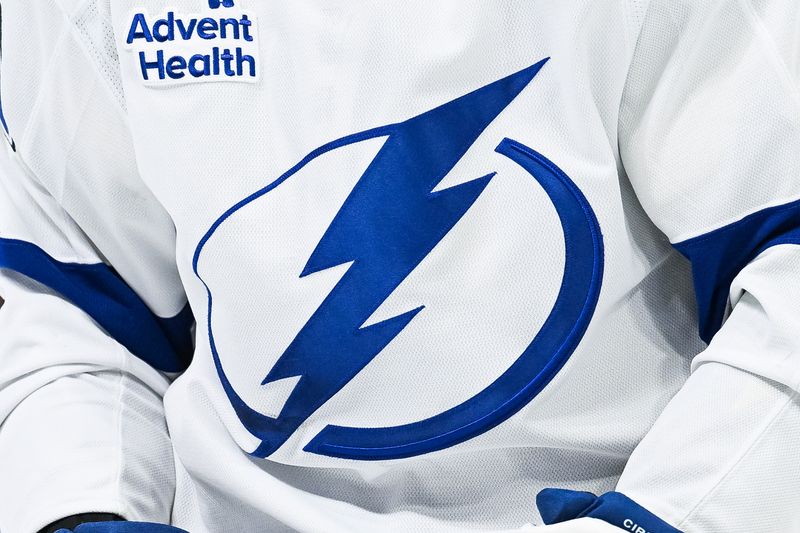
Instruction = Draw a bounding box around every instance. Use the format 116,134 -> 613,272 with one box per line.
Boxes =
534,518 -> 625,531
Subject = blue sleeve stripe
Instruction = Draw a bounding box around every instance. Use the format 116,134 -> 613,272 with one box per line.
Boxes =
673,198 -> 800,344
0,237 -> 194,372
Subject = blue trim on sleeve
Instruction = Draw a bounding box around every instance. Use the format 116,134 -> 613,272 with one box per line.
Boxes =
673,198 -> 800,343
0,238 -> 194,372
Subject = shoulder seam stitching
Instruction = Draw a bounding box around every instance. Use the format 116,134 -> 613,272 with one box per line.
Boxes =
739,0 -> 800,111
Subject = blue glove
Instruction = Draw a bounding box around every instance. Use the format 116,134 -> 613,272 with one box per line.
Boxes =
55,523 -> 188,533
537,489 -> 683,533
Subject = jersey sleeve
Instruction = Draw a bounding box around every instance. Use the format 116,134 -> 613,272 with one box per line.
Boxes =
616,0 -> 800,530
0,2 -> 192,531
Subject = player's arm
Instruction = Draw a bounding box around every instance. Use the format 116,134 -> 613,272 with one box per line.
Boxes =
0,136 -> 183,533
539,0 -> 800,531
0,2 -> 192,531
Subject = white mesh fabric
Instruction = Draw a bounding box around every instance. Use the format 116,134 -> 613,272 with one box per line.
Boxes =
617,363 -> 800,532
2,0 -> 187,316
0,0 -> 65,139
746,0 -> 800,83
627,0 -> 650,42
73,0 -> 126,109
0,5 -> 181,532
0,145 -> 100,264
692,245 -> 800,392
620,0 -> 800,242
615,1 -> 800,531
118,373 -> 176,524
0,267 -> 175,533
678,390 -> 800,532
0,370 -> 127,533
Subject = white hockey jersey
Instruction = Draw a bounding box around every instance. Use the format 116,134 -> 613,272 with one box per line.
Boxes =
1,1 -> 800,532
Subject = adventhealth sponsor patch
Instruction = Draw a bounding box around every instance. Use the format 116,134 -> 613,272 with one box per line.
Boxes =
124,2 -> 260,86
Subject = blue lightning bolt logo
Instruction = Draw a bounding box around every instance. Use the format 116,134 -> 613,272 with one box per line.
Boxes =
195,57 -> 604,460
254,60 -> 547,456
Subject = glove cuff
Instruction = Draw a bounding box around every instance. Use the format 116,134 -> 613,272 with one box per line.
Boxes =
537,489 -> 683,533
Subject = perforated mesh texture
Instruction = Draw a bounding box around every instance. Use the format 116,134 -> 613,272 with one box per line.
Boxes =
72,0 -> 126,109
